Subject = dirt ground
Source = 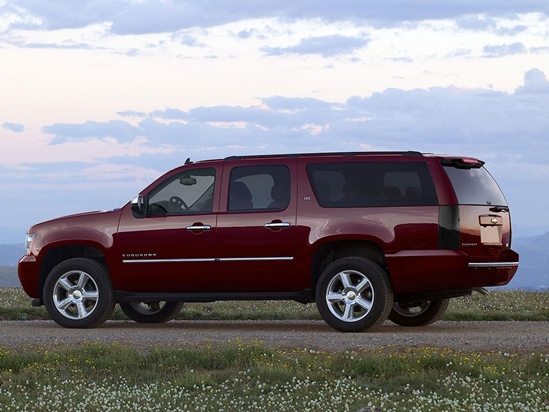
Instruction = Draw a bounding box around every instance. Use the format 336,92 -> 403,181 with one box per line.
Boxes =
2,319 -> 548,353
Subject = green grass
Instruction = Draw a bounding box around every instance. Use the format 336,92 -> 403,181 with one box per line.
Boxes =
0,341 -> 548,411
1,287 -> 548,322
1,288 -> 548,410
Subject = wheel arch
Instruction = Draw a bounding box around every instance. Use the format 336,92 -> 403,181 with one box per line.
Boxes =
38,245 -> 108,305
309,239 -> 389,299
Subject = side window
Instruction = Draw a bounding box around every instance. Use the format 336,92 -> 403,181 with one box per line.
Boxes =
307,162 -> 438,208
148,168 -> 216,215
228,165 -> 290,212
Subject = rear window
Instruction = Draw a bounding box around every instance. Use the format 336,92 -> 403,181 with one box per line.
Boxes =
307,162 -> 438,208
444,166 -> 507,206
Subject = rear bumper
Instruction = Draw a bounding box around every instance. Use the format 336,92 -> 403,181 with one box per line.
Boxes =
467,249 -> 519,287
388,248 -> 519,293
468,262 -> 519,268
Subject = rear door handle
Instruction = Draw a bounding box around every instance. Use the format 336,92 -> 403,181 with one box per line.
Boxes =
264,222 -> 291,229
186,225 -> 212,231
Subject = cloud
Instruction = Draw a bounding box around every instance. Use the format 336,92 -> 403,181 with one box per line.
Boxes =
31,69 -> 548,165
515,68 -> 549,94
455,15 -> 498,31
172,33 -> 199,46
263,96 -> 337,111
43,120 -> 141,144
80,163 -> 162,182
189,105 -> 291,128
8,0 -> 548,34
24,42 -> 92,49
261,34 -> 369,57
2,122 -> 24,132
455,15 -> 528,36
236,29 -> 254,39
495,24 -> 529,36
482,42 -> 527,57
117,110 -> 147,118
0,1 -> 42,32
150,108 -> 189,121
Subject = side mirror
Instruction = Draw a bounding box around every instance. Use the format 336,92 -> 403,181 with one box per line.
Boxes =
130,194 -> 145,217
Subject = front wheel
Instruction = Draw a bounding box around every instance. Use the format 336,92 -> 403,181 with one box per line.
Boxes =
43,258 -> 115,328
388,299 -> 449,326
316,257 -> 393,332
119,301 -> 184,323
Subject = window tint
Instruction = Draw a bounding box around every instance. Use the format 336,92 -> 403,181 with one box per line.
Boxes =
228,165 -> 290,211
307,162 -> 438,208
148,168 -> 216,215
444,166 -> 507,206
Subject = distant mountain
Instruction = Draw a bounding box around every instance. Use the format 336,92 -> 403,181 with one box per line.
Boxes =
0,244 -> 24,267
0,244 -> 23,287
0,232 -> 547,289
0,227 -> 25,244
508,232 -> 549,290
0,266 -> 20,287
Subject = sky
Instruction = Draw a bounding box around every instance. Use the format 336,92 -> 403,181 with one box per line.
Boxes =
1,0 -> 549,243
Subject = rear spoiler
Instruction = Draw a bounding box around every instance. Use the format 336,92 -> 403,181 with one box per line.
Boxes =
441,158 -> 485,169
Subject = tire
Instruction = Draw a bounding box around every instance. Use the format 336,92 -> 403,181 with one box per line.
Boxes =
43,258 -> 115,329
388,299 -> 449,327
316,257 -> 394,332
119,301 -> 184,323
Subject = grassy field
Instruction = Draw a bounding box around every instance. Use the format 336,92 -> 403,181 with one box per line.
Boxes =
0,287 -> 548,322
0,341 -> 548,411
0,288 -> 548,411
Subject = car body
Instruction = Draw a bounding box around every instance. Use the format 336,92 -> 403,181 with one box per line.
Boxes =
18,151 -> 519,331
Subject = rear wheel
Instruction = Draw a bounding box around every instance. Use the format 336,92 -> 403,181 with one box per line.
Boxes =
389,299 -> 449,326
43,258 -> 115,328
316,257 -> 393,332
119,301 -> 184,323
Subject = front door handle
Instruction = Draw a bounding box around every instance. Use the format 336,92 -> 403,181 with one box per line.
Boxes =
264,222 -> 291,229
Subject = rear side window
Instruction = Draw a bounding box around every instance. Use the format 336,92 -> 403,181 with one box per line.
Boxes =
228,165 -> 290,211
307,162 -> 438,208
444,166 -> 507,206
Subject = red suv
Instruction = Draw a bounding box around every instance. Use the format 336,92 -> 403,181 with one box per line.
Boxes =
18,152 -> 519,332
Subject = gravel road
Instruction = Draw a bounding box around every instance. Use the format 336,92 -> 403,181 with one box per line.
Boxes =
2,320 -> 548,353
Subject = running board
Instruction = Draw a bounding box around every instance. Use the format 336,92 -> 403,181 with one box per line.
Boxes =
115,289 -> 313,305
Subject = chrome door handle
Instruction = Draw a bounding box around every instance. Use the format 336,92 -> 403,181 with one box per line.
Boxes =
264,222 -> 291,229
186,225 -> 212,231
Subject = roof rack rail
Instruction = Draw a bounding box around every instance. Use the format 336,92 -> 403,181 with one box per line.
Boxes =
224,151 -> 423,161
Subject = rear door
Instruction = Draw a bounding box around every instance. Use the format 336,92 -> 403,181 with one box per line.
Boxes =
215,158 -> 298,292
442,159 -> 512,257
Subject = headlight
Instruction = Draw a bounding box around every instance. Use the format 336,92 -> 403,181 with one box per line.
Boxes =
25,234 -> 35,255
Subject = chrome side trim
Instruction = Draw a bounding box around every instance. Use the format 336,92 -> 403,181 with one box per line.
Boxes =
123,258 -> 216,264
123,256 -> 294,264
218,257 -> 294,262
468,262 -> 519,268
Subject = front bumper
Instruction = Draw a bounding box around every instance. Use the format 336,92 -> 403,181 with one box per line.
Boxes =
17,254 -> 41,298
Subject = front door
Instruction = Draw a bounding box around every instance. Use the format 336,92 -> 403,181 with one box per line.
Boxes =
116,166 -> 219,292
